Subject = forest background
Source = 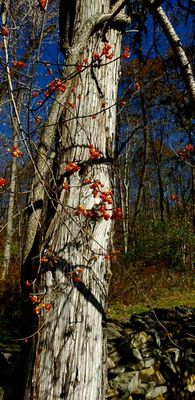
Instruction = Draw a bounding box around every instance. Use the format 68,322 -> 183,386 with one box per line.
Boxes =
0,0 -> 194,397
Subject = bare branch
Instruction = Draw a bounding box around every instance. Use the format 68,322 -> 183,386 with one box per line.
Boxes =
143,0 -> 195,111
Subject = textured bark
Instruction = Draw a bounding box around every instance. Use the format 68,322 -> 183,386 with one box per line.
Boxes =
0,1 -> 19,280
132,93 -> 149,231
23,1 -> 129,399
119,152 -> 130,253
1,120 -> 17,280
22,0 -> 130,264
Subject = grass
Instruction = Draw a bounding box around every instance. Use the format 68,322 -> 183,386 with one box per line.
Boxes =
108,268 -> 195,320
152,288 -> 195,308
107,303 -> 149,319
108,287 -> 195,320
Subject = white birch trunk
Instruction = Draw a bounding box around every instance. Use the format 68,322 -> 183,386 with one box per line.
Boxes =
143,0 -> 195,109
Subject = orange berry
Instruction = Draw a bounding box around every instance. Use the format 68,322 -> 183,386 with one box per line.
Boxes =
31,295 -> 38,303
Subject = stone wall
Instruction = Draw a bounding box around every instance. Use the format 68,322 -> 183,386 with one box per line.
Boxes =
106,307 -> 195,400
0,307 -> 194,399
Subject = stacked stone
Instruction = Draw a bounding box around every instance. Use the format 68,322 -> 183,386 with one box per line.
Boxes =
106,307 -> 195,399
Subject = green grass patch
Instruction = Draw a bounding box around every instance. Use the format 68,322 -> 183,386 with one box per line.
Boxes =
107,302 -> 149,319
108,288 -> 195,320
152,289 -> 195,309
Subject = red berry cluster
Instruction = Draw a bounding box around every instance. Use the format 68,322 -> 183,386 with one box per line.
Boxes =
86,209 -> 100,220
43,62 -> 53,75
32,92 -> 38,98
25,280 -> 32,288
83,178 -> 92,185
75,203 -> 110,221
41,250 -> 60,266
76,64 -> 83,72
89,206 -> 109,220
134,82 -> 141,90
7,146 -> 23,157
65,162 -> 80,174
45,78 -> 66,96
119,99 -> 127,107
100,189 -> 113,204
47,68 -> 53,76
101,43 -> 114,60
12,147 -> 23,157
92,52 -> 100,60
74,205 -> 87,216
77,43 -> 114,73
39,0 -> 46,11
33,303 -> 52,314
30,295 -> 52,314
66,267 -> 83,283
89,180 -> 104,197
74,179 -> 122,221
64,147 -> 122,226
31,295 -> 38,303
35,116 -> 42,124
88,180 -> 113,204
1,26 -> 9,37
92,43 -> 114,61
29,249 -> 60,273
12,60 -> 26,69
63,182 -> 70,190
88,144 -> 101,160
98,204 -> 110,220
178,144 -> 194,160
0,177 -> 7,187
111,207 -> 122,219
121,47 -> 130,59
75,202 -> 122,222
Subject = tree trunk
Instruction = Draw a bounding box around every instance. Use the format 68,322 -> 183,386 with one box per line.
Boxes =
132,93 -> 149,230
119,151 -> 130,253
23,1 -> 130,399
1,120 -> 17,280
150,136 -> 165,222
0,0 -> 20,281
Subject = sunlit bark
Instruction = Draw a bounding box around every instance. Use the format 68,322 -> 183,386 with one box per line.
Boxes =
23,1 -> 130,399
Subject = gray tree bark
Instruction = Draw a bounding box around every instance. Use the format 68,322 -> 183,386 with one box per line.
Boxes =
0,0 -> 20,281
23,1 -> 130,399
132,93 -> 149,231
1,119 -> 18,280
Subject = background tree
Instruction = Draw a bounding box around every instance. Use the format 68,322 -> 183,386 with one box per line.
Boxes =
110,0 -> 195,303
